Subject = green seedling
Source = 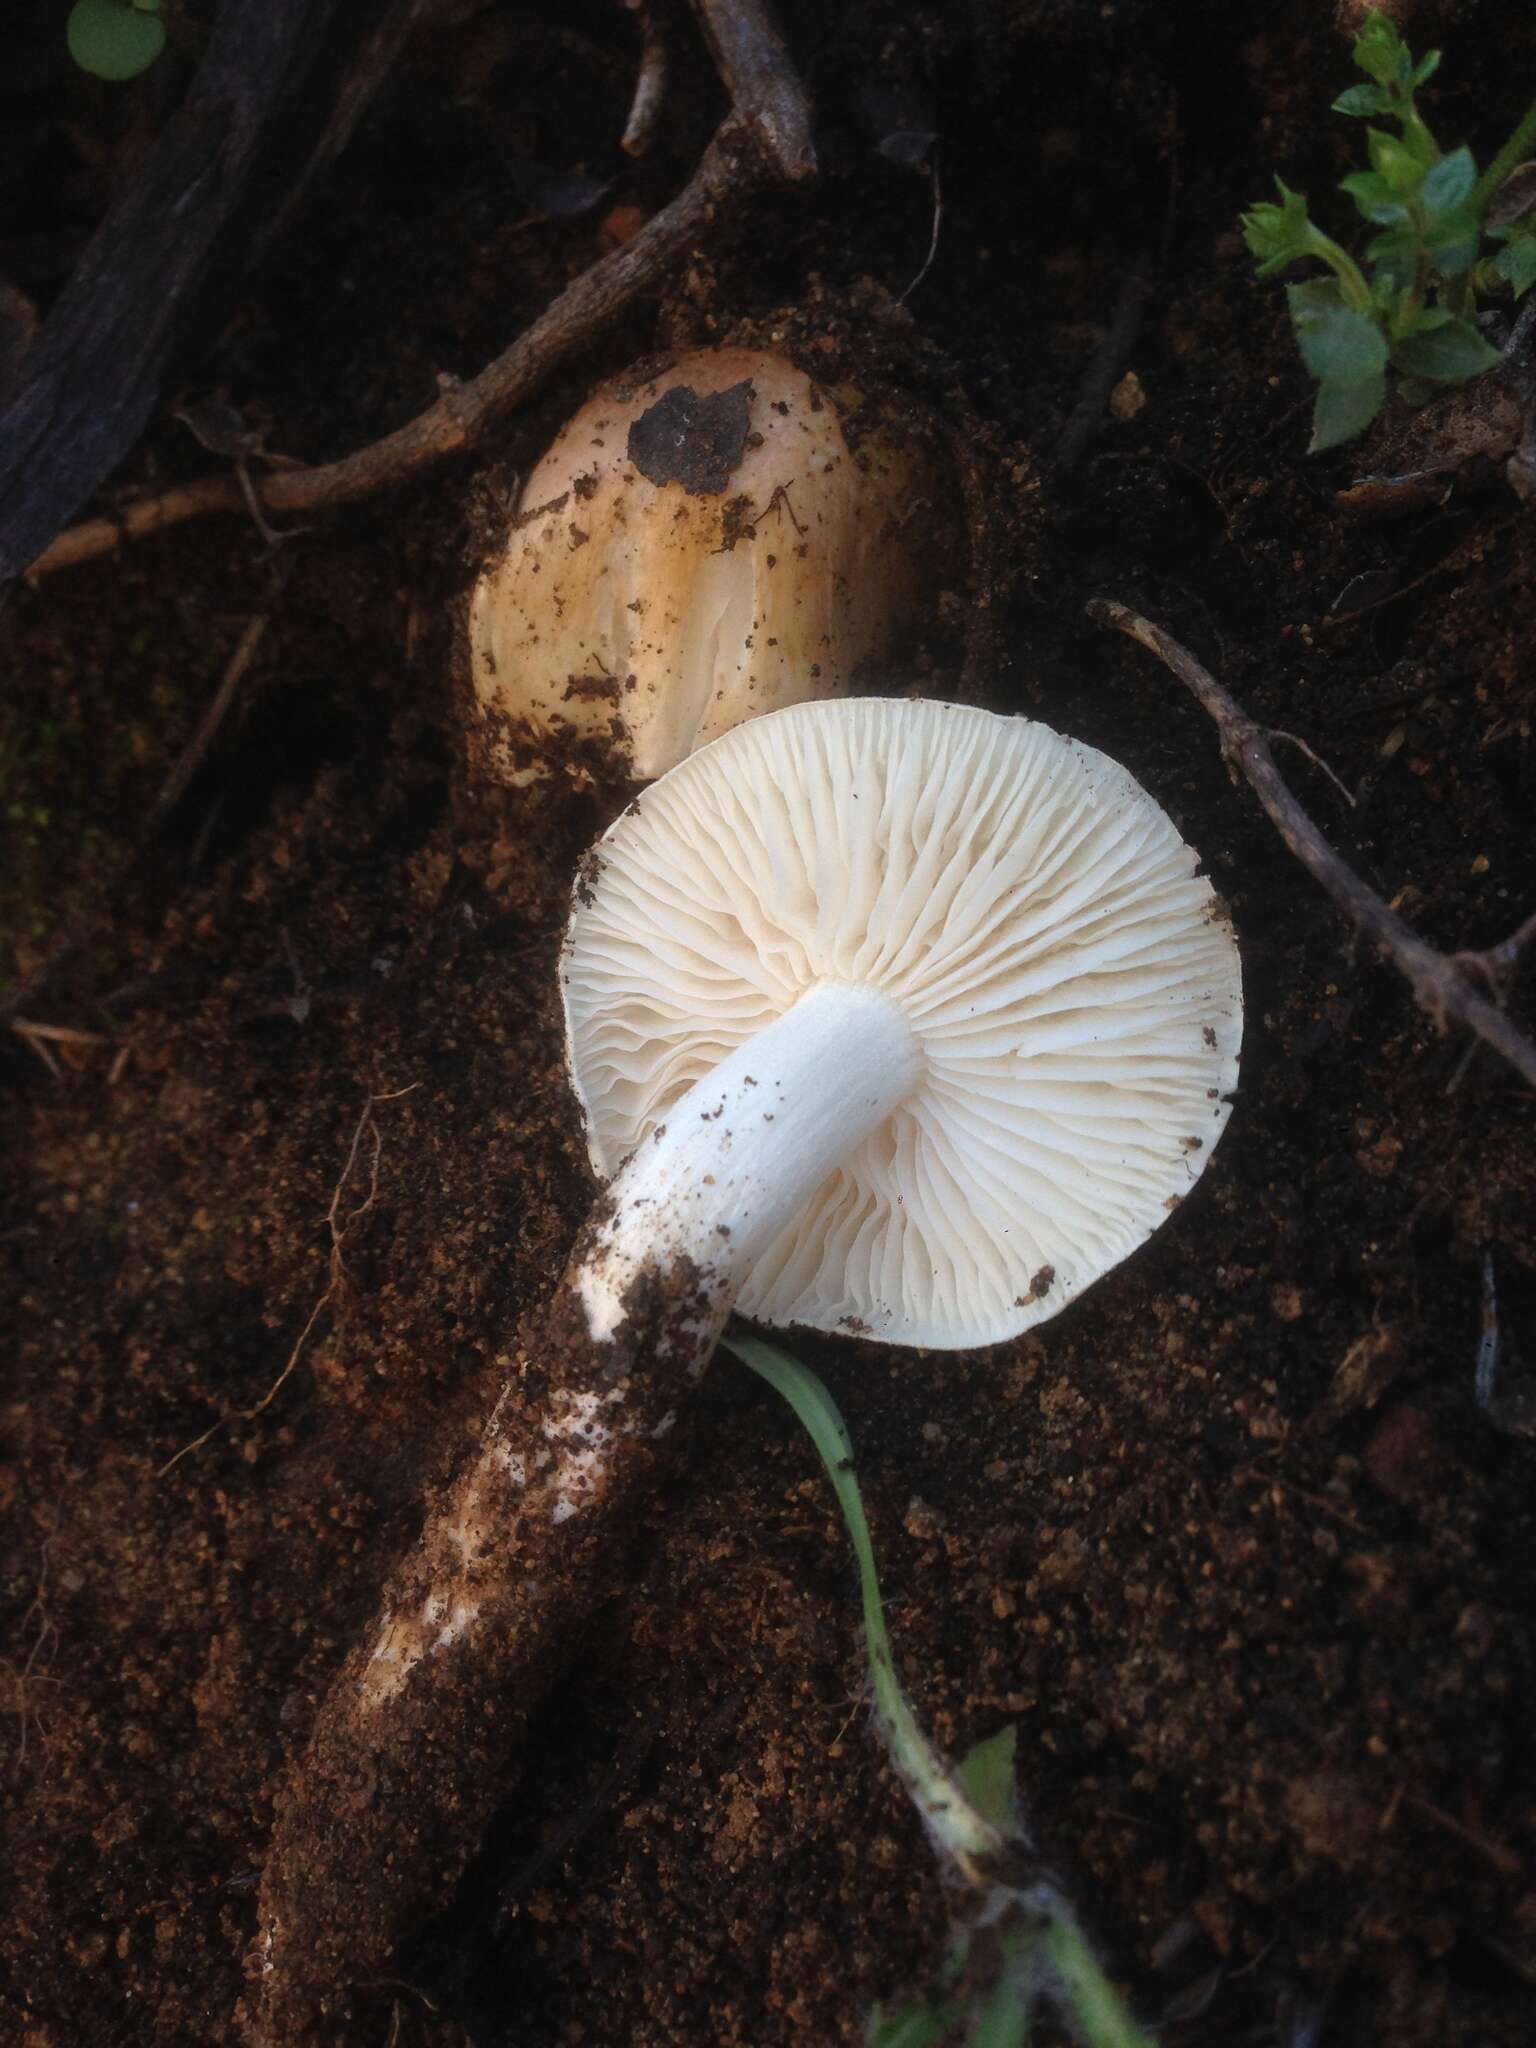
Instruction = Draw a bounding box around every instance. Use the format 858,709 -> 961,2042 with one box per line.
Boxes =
67,0 -> 167,82
727,1332 -> 1152,2048
1241,9 -> 1536,450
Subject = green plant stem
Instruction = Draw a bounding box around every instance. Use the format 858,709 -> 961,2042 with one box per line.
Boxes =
1307,227 -> 1374,313
723,1332 -> 1001,1873
1045,1920 -> 1154,2048
1472,97 -> 1536,221
727,1332 -> 1158,2048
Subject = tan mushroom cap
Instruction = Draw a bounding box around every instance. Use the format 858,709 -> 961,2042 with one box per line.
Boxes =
467,348 -> 943,783
563,697 -> 1243,1349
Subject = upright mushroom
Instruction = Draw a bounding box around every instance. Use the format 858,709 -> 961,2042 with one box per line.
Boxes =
466,348 -> 948,782
249,697 -> 1241,2045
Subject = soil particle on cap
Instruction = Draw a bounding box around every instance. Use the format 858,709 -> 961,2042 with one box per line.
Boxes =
626,381 -> 754,497
562,672 -> 623,703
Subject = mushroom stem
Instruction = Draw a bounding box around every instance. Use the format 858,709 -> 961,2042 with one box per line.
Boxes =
577,981 -> 925,1343
246,984 -> 922,2045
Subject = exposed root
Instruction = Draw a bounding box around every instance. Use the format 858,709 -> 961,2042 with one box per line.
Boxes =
158,1083 -> 418,1478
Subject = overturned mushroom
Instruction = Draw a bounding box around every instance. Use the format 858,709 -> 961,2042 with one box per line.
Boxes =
466,348 -> 947,782
567,695 -> 1242,1345
247,698 -> 1241,2045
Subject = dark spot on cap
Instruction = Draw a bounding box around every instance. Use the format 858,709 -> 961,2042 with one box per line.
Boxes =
627,381 -> 753,496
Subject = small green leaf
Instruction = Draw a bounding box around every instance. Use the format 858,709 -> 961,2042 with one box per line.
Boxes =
1367,127 -> 1426,195
1241,179 -> 1315,277
1424,222 -> 1479,276
66,0 -> 165,79
1365,227 -> 1418,294
956,1727 -> 1023,1838
1287,279 -> 1388,382
1352,13 -> 1413,90
1394,375 -> 1437,408
1495,237 -> 1536,296
1421,145 -> 1476,221
1310,373 -> 1387,453
1411,50 -> 1442,89
1333,82 -> 1392,119
1391,316 -> 1503,381
1339,169 -> 1408,225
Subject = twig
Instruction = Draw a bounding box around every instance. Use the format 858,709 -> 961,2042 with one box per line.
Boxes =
157,1084 -> 418,1478
1459,905 -> 1536,984
8,1017 -> 112,1081
31,2 -> 816,580
2,609 -> 278,1027
1266,729 -> 1357,809
146,614 -> 271,830
1401,1789 -> 1522,1877
1475,1248 -> 1501,1414
7,1018 -> 111,1045
7,1526 -> 59,1777
689,0 -> 816,187
620,2 -> 668,158
898,151 -> 943,305
1087,598 -> 1536,1092
1055,258 -> 1152,477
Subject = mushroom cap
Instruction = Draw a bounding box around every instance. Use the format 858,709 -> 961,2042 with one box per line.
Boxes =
467,349 -> 944,783
562,697 -> 1243,1349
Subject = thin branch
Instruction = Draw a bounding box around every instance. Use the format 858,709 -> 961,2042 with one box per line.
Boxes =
620,2 -> 669,158
898,152 -> 943,305
689,0 -> 816,187
146,614 -> 271,829
31,1 -> 816,581
31,131 -> 737,576
1087,598 -> 1536,1092
1265,728 -> 1358,809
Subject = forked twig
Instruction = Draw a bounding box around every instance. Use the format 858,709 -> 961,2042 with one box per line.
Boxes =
31,0 -> 816,580
1088,598 -> 1536,1091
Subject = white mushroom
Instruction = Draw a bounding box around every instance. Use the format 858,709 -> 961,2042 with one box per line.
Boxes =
565,695 -> 1243,1350
467,348 -> 946,783
249,694 -> 1243,2039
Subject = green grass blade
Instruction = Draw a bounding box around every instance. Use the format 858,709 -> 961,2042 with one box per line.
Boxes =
724,1331 -> 1002,1870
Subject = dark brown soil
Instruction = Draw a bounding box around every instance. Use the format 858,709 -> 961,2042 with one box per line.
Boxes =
4,3 -> 1535,2044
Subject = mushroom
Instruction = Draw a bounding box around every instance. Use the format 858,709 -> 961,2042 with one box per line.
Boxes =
466,348 -> 947,783
248,696 -> 1241,2045
566,694 -> 1242,1350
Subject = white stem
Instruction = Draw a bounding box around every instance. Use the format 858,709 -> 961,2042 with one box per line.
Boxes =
576,981 -> 923,1344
